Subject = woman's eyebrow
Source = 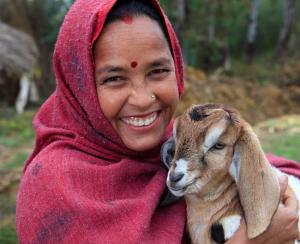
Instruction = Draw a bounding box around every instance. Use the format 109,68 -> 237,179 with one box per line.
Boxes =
148,57 -> 172,68
96,65 -> 125,74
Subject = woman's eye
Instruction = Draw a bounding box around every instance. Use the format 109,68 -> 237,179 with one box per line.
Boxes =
102,76 -> 125,84
148,68 -> 170,77
212,143 -> 225,150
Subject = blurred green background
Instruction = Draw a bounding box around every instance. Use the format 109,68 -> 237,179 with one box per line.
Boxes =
0,0 -> 300,243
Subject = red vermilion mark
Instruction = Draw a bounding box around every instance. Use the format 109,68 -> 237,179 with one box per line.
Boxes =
122,14 -> 133,24
131,61 -> 138,68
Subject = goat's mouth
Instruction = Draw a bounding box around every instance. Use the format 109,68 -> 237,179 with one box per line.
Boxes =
168,181 -> 195,196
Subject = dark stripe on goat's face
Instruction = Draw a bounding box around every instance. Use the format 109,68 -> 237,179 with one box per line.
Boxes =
189,104 -> 221,121
189,108 -> 208,121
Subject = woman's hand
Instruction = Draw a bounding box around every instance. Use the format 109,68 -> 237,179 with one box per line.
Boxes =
226,175 -> 299,244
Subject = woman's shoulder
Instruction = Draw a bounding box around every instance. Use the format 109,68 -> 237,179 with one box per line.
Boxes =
267,153 -> 300,178
24,143 -> 80,175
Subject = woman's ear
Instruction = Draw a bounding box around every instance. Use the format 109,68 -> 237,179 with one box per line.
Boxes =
232,124 -> 280,239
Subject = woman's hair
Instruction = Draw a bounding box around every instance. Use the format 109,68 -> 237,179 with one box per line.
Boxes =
105,0 -> 171,48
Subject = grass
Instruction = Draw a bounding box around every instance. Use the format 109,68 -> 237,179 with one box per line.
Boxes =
255,115 -> 300,163
0,108 -> 35,243
0,181 -> 18,244
0,109 -> 35,149
0,152 -> 29,170
260,133 -> 300,163
0,225 -> 18,244
272,134 -> 300,162
0,190 -> 17,221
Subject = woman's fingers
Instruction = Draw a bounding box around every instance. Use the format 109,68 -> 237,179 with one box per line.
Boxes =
282,186 -> 299,213
227,175 -> 299,244
280,181 -> 299,242
278,175 -> 288,199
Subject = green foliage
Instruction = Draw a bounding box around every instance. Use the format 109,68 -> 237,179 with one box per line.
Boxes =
160,0 -> 300,71
24,0 -> 74,47
0,108 -> 34,243
188,38 -> 227,71
0,193 -> 16,218
255,116 -> 300,163
1,0 -> 299,83
0,225 -> 18,244
230,52 -> 275,84
256,0 -> 281,52
262,133 -> 300,163
1,0 -> 298,83
0,109 -> 35,148
1,153 -> 28,170
0,182 -> 18,244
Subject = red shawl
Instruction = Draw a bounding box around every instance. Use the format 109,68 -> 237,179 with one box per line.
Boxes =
16,0 -> 186,243
16,0 -> 299,243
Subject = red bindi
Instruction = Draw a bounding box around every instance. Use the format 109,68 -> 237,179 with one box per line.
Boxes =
131,61 -> 138,68
122,14 -> 133,24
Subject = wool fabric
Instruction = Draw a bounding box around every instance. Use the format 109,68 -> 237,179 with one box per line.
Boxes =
267,153 -> 300,178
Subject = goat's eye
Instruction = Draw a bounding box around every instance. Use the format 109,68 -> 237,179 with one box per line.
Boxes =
212,143 -> 225,150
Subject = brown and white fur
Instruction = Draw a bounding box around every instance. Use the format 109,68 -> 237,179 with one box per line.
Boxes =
161,103 -> 300,244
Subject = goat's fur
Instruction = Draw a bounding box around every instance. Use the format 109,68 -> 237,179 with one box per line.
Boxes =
161,103 -> 300,244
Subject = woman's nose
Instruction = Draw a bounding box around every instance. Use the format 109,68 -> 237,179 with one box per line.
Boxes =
128,85 -> 155,107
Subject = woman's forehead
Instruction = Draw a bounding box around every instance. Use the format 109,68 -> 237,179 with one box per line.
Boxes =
93,16 -> 172,64
98,16 -> 168,45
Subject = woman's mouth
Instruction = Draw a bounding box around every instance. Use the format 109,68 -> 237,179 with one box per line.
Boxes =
121,112 -> 158,127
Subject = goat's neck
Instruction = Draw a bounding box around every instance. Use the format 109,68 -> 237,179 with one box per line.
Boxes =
190,173 -> 235,202
185,175 -> 241,244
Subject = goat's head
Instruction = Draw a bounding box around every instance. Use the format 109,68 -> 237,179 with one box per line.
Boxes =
161,103 -> 280,239
163,104 -> 241,197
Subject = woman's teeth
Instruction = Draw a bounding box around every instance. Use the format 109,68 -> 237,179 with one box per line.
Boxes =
122,112 -> 157,127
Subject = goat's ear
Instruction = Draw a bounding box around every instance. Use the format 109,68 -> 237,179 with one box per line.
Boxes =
229,145 -> 241,183
235,124 -> 280,239
161,136 -> 175,169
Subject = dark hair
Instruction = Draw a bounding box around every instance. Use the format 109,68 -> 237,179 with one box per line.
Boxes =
105,0 -> 171,49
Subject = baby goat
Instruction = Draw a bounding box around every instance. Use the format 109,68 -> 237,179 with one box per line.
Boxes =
161,103 -> 300,244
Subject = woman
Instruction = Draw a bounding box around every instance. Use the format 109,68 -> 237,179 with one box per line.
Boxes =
16,0 -> 299,243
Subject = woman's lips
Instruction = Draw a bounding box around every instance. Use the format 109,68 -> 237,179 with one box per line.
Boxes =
121,111 -> 158,127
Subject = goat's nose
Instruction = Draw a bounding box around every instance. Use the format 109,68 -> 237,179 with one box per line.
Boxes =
169,173 -> 184,183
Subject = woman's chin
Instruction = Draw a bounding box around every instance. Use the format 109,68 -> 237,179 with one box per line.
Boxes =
123,137 -> 161,152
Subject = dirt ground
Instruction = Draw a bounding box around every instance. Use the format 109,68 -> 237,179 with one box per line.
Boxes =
176,66 -> 300,125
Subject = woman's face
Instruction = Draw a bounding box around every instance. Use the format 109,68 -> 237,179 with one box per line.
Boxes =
94,16 -> 179,151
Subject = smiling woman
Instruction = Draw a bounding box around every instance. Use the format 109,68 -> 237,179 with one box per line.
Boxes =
94,15 -> 179,151
16,0 -> 187,243
15,0 -> 300,243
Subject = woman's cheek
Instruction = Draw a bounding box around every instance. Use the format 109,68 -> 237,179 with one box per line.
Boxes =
97,88 -> 126,121
155,77 -> 180,111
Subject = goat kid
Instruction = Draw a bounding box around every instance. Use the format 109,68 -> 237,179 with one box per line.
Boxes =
161,103 -> 300,244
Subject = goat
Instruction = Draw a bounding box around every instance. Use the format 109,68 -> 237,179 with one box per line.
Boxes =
161,103 -> 300,244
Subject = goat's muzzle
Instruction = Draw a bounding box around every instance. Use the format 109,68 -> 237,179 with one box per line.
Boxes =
169,172 -> 184,185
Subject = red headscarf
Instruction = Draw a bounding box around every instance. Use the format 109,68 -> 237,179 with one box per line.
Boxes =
16,0 -> 186,243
